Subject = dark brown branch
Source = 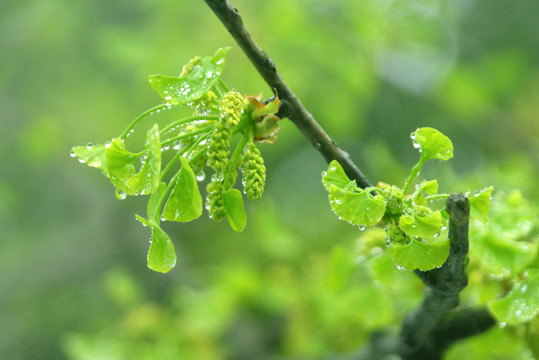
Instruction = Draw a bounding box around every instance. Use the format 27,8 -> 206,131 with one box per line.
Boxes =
398,193 -> 482,359
351,194 -> 495,360
203,0 -> 372,188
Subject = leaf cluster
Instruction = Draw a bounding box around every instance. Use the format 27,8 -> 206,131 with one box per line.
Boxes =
71,48 -> 281,273
322,127 -> 491,272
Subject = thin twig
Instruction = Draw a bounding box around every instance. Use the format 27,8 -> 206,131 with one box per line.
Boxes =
203,0 -> 372,188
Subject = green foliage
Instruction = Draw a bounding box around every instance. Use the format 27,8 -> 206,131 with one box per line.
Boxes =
71,49 -> 280,273
488,269 -> 539,325
322,127 -> 487,271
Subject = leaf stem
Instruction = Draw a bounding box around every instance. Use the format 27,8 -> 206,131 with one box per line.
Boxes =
222,130 -> 250,190
161,126 -> 213,148
218,78 -> 230,92
160,114 -> 219,135
161,133 -> 210,180
403,160 -> 424,195
120,104 -> 168,139
426,194 -> 450,201
212,84 -> 223,98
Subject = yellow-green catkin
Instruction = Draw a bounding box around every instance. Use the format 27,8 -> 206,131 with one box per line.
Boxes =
205,180 -> 226,221
207,121 -> 231,173
207,91 -> 246,173
242,143 -> 266,200
219,91 -> 246,128
180,56 -> 202,77
195,91 -> 217,110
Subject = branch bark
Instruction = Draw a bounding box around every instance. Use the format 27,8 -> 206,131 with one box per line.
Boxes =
203,0 -> 372,189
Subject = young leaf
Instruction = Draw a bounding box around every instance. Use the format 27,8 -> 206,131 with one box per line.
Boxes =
135,215 -> 176,273
322,160 -> 353,191
469,186 -> 494,223
328,185 -> 386,226
399,210 -> 443,238
488,269 -> 539,325
148,47 -> 230,105
71,144 -> 109,173
105,138 -> 137,192
147,182 -> 167,220
411,127 -> 454,162
410,180 -> 439,206
388,238 -> 450,271
470,232 -> 538,278
124,124 -> 162,195
223,188 -> 247,232
162,157 -> 203,222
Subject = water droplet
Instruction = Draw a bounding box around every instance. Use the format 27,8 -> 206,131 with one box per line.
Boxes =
86,142 -> 94,150
69,149 -> 76,158
78,158 -> 86,164
160,215 -> 166,222
104,141 -> 111,148
196,171 -> 206,182
314,143 -> 321,149
358,225 -> 366,231
115,189 -> 127,200
520,284 -> 528,293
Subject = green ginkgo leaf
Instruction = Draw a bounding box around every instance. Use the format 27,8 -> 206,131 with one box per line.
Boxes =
469,186 -> 494,223
328,185 -> 386,227
322,160 -> 353,191
412,127 -> 454,163
388,238 -> 450,271
149,47 -> 230,105
162,157 -> 203,222
399,210 -> 442,238
223,188 -> 247,232
470,232 -> 537,278
488,269 -> 539,325
105,138 -> 137,192
147,182 -> 167,220
71,144 -> 109,174
124,124 -> 162,195
136,215 -> 176,273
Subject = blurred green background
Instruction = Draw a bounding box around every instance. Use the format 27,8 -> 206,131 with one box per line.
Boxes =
1,0 -> 538,359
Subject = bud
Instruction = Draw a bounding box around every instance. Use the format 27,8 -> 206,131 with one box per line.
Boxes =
380,184 -> 405,216
386,222 -> 407,244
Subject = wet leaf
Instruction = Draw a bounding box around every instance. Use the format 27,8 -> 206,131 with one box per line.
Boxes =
135,215 -> 176,273
162,157 -> 203,222
223,189 -> 247,232
328,185 -> 386,226
148,47 -> 229,105
147,182 -> 167,220
399,210 -> 442,238
124,124 -> 161,195
322,160 -> 352,191
469,186 -> 494,223
388,238 -> 450,271
470,232 -> 537,278
71,144 -> 108,173
488,269 -> 539,325
412,127 -> 453,162
105,138 -> 137,192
